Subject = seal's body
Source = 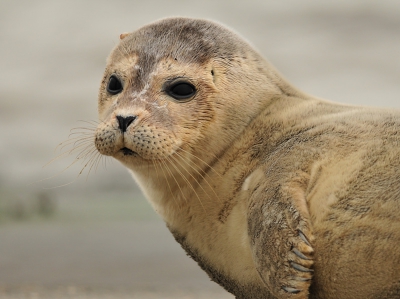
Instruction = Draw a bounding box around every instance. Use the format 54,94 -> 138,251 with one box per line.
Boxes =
94,18 -> 400,299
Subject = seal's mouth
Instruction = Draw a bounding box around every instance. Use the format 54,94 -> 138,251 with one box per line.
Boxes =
120,147 -> 137,156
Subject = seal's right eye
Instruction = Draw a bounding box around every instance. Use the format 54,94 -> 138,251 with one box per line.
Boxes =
166,82 -> 196,101
107,75 -> 123,95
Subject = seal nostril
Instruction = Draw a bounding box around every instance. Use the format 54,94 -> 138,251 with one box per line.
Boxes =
116,115 -> 136,132
124,116 -> 136,129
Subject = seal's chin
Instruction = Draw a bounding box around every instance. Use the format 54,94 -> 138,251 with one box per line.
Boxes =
120,147 -> 137,156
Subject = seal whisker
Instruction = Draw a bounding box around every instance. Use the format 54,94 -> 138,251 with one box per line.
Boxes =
165,156 -> 205,211
100,155 -> 110,171
37,144 -> 99,188
58,136 -> 94,153
54,134 -> 93,154
70,126 -> 96,133
53,122 -> 96,154
81,150 -> 99,180
63,134 -> 94,143
92,151 -> 105,174
68,131 -> 95,138
44,120 -> 104,186
159,158 -> 187,203
77,148 -> 102,177
46,138 -> 94,168
173,152 -> 221,203
169,154 -> 214,203
95,153 -> 106,174
176,148 -> 222,178
85,150 -> 104,180
152,159 -> 181,210
68,122 -> 97,135
74,142 -> 98,162
70,137 -> 94,150
75,119 -> 100,126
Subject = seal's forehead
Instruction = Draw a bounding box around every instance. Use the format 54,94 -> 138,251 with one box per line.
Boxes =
112,18 -> 249,65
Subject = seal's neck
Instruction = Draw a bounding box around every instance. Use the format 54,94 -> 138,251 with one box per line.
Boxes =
128,151 -> 225,217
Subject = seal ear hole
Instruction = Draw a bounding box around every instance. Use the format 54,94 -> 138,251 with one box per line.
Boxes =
211,68 -> 217,84
107,75 -> 123,95
166,82 -> 196,101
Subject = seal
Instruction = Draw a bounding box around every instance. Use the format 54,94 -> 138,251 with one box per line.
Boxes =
93,17 -> 400,298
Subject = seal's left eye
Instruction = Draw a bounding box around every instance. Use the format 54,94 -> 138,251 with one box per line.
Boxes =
107,75 -> 123,95
167,82 -> 196,101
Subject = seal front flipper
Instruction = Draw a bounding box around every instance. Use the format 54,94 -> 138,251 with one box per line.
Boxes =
246,170 -> 314,299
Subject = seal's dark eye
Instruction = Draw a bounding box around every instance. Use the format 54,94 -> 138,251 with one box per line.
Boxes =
107,75 -> 123,95
167,82 -> 196,101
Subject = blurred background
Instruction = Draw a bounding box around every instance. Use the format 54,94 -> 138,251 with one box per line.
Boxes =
0,0 -> 399,298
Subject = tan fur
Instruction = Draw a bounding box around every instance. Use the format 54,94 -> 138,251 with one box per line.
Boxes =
93,18 -> 400,299
119,32 -> 129,40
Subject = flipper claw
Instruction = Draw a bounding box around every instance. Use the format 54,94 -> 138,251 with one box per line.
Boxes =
292,248 -> 311,260
299,230 -> 312,247
282,286 -> 301,294
291,262 -> 314,273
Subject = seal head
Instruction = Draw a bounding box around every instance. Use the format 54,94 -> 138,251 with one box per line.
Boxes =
95,18 -> 293,170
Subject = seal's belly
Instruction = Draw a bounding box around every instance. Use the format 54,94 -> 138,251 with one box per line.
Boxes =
169,197 -> 271,297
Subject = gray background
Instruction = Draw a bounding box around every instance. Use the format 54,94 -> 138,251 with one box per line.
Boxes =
0,0 -> 399,298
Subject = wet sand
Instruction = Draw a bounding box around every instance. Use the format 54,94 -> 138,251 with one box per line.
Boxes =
0,220 -> 233,298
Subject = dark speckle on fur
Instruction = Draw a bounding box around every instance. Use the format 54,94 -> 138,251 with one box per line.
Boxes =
218,198 -> 235,223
